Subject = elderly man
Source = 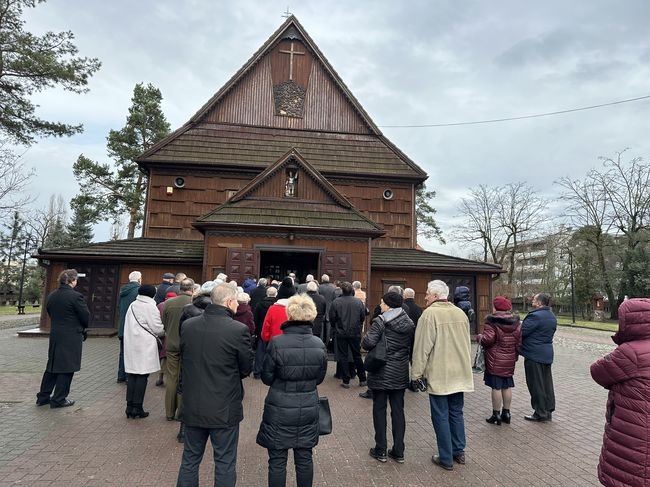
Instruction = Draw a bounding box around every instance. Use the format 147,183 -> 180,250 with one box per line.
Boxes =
411,280 -> 473,471
116,270 -> 141,383
521,292 -> 557,422
297,274 -> 314,294
154,272 -> 176,304
352,280 -> 367,305
402,288 -> 422,328
167,272 -> 188,296
176,283 -> 253,487
36,269 -> 90,408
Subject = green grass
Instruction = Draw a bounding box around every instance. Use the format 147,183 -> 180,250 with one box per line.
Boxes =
556,316 -> 618,332
0,305 -> 41,316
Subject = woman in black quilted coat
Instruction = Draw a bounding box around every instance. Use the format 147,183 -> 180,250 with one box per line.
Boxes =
362,291 -> 415,464
256,294 -> 328,487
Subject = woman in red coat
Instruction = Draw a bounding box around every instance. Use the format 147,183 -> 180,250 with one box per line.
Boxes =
478,296 -> 521,425
591,298 -> 650,487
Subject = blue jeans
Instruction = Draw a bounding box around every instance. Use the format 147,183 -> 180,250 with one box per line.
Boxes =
176,424 -> 239,487
428,393 -> 466,466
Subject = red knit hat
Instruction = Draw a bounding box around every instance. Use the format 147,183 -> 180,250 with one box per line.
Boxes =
493,296 -> 512,311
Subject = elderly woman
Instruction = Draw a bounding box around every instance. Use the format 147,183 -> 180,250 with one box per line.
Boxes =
590,298 -> 650,487
123,284 -> 165,419
257,294 -> 328,487
362,291 -> 415,464
234,291 -> 255,336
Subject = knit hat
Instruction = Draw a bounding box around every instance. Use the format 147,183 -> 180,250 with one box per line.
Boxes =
493,296 -> 512,311
165,291 -> 177,300
382,291 -> 403,309
138,284 -> 157,298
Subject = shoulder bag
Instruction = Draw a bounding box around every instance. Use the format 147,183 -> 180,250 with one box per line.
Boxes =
131,308 -> 163,348
364,319 -> 388,373
318,396 -> 332,435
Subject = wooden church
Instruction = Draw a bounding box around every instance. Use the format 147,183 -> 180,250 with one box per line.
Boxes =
34,16 -> 501,334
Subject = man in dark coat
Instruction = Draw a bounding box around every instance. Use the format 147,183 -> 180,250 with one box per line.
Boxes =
306,281 -> 327,340
177,283 -> 253,487
253,286 -> 277,379
329,281 -> 367,388
36,269 -> 90,408
154,272 -> 175,304
521,292 -> 557,422
402,288 -> 422,328
116,270 -> 141,383
249,277 -> 268,313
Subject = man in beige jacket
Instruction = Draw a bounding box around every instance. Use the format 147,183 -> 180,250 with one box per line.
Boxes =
411,280 -> 474,471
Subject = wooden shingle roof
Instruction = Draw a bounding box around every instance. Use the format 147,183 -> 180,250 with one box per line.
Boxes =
35,238 -> 204,263
371,248 -> 504,273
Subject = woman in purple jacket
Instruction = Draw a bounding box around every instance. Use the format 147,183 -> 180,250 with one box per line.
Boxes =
591,298 -> 650,487
478,296 -> 521,425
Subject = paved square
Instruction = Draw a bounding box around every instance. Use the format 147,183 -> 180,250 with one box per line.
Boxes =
0,320 -> 612,486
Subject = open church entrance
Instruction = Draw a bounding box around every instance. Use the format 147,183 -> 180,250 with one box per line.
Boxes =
259,249 -> 320,283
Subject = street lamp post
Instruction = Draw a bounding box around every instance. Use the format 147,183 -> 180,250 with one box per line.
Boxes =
569,250 -> 576,325
17,236 -> 31,315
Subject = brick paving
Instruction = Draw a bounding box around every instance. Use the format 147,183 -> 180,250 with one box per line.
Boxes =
0,322 -> 614,486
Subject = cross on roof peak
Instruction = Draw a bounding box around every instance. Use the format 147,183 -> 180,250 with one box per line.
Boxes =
281,7 -> 292,18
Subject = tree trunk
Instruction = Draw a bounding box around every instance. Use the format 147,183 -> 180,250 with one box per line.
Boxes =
595,243 -> 617,319
126,173 -> 144,240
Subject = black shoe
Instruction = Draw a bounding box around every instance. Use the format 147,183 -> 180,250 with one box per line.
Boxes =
116,378 -> 127,383
453,453 -> 466,465
50,399 -> 75,409
524,413 -> 550,422
501,410 -> 511,424
431,454 -> 453,471
36,398 -> 50,406
340,382 -> 350,389
177,423 -> 185,443
130,408 -> 149,419
486,413 -> 502,425
387,448 -> 404,464
369,447 -> 387,463
359,389 -> 372,399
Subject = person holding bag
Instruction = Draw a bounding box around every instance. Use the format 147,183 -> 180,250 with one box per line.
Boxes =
362,292 -> 415,464
257,294 -> 328,487
123,284 -> 165,419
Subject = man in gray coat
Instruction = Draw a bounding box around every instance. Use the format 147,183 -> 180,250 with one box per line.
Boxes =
36,269 -> 90,408
176,283 -> 253,487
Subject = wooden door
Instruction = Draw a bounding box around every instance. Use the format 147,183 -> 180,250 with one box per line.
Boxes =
320,251 -> 352,282
226,249 -> 258,284
73,264 -> 119,329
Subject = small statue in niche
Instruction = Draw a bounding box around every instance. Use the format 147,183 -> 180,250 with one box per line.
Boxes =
285,169 -> 298,197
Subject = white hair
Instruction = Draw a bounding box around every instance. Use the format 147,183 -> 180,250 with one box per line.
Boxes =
306,274 -> 314,282
388,285 -> 403,295
128,271 -> 142,283
352,281 -> 362,289
216,272 -> 228,281
306,281 -> 318,292
321,274 -> 330,283
266,287 -> 278,297
211,283 -> 237,306
404,288 -> 415,298
237,291 -> 251,304
258,277 -> 268,287
427,280 -> 449,299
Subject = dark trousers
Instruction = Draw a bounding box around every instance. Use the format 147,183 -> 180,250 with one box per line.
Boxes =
429,392 -> 466,467
254,340 -> 267,377
524,358 -> 555,419
117,337 -> 126,381
372,389 -> 406,455
37,371 -> 74,405
177,424 -> 239,487
268,448 -> 313,487
125,373 -> 149,409
335,334 -> 366,384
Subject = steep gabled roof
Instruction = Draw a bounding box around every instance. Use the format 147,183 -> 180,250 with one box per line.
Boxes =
194,149 -> 384,236
136,16 -> 427,181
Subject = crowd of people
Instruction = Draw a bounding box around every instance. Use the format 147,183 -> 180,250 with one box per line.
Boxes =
35,268 -> 650,487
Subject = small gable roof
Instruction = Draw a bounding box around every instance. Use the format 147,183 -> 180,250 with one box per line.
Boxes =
371,248 -> 504,274
194,149 -> 384,236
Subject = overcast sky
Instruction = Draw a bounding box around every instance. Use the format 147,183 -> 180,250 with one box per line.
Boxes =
15,0 -> 650,256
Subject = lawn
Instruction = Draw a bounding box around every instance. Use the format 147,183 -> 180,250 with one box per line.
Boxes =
556,315 -> 618,332
0,305 -> 41,316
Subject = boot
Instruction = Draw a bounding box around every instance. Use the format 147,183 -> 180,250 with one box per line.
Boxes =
177,422 -> 185,443
486,410 -> 502,425
131,404 -> 149,419
125,401 -> 134,419
501,408 -> 511,424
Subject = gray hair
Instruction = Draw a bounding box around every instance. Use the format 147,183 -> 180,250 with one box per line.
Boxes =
306,281 -> 318,292
352,281 -> 362,290
321,274 -> 330,283
404,287 -> 415,298
427,280 -> 449,299
211,283 -> 238,306
237,291 -> 251,304
286,294 -> 317,322
258,277 -> 268,287
266,286 -> 278,297
128,271 -> 142,283
305,274 -> 314,282
388,285 -> 403,295
180,278 -> 195,293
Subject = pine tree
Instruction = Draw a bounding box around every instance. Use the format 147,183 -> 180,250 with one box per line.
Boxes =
0,212 -> 28,302
0,0 -> 101,145
416,184 -> 445,244
71,83 -> 170,238
65,205 -> 94,247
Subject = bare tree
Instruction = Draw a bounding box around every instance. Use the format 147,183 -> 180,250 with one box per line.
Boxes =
454,185 -> 503,262
26,195 -> 67,248
0,140 -> 34,219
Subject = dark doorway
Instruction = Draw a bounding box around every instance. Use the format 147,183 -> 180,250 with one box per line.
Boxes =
433,274 -> 477,335
259,250 -> 320,283
72,264 -> 119,329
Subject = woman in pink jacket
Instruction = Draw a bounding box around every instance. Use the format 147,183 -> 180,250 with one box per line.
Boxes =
590,298 -> 650,487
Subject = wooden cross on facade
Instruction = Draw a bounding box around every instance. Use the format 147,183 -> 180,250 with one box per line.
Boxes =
279,42 -> 305,81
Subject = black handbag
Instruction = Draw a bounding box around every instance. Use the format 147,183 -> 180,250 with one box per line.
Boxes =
318,396 -> 332,435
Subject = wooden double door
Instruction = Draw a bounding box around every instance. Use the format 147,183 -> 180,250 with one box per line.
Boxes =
73,264 -> 119,329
